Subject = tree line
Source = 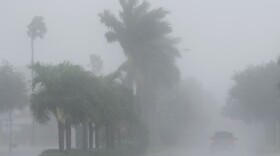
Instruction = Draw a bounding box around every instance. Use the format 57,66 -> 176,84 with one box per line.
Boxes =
30,61 -> 144,151
0,0 -> 216,153
224,61 -> 280,148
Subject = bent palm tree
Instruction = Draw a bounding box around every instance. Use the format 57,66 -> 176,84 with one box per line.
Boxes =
100,0 -> 180,144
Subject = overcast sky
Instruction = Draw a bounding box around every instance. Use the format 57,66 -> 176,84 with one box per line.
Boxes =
1,0 -> 280,104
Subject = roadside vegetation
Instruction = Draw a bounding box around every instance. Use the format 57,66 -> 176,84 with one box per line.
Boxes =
0,0 -> 228,156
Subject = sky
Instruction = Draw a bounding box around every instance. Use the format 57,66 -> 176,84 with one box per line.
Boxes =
1,0 -> 280,104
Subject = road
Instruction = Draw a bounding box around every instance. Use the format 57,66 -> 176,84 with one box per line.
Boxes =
146,147 -> 279,156
0,147 -> 46,156
0,146 -> 278,156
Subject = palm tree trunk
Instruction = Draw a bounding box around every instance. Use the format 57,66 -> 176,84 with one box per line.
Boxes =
82,122 -> 88,149
95,124 -> 100,149
75,126 -> 83,149
118,127 -> 121,145
89,123 -> 94,149
9,109 -> 12,151
105,125 -> 110,149
30,38 -> 36,146
31,38 -> 34,66
106,125 -> 115,149
65,121 -> 71,150
58,121 -> 65,151
111,126 -> 115,149
137,81 -> 160,146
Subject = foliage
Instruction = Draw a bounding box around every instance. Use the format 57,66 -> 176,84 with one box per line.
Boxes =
99,0 -> 180,89
94,75 -> 137,126
0,61 -> 27,112
223,61 -> 280,123
27,16 -> 47,40
30,62 -> 96,151
89,73 -> 147,150
99,0 -> 181,146
90,54 -> 103,76
30,60 -> 142,151
30,61 -> 93,124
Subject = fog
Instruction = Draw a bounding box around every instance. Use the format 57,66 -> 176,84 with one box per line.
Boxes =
1,0 -> 280,156
2,0 -> 280,102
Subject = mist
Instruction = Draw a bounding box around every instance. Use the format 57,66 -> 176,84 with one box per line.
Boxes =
0,0 -> 280,156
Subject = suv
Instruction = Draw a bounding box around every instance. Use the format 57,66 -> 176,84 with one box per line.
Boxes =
210,131 -> 237,152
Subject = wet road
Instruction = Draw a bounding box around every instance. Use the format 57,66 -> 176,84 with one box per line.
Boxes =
0,146 -> 277,156
0,151 -> 41,156
0,147 -> 45,156
146,147 -> 278,156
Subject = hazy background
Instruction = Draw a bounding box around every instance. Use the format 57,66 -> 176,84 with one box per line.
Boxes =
1,0 -> 280,104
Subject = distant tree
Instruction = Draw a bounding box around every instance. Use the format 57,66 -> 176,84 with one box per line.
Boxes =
224,62 -> 280,123
30,62 -> 93,151
0,61 -> 27,150
90,54 -> 103,76
27,16 -> 47,66
100,0 -> 180,144
27,16 -> 47,145
0,61 -> 27,112
223,61 -> 280,147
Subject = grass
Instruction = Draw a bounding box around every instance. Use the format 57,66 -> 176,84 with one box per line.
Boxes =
39,147 -> 141,156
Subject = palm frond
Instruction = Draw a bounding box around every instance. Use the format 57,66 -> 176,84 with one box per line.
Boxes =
127,0 -> 139,9
145,7 -> 170,21
119,0 -> 128,10
99,10 -> 124,33
105,31 -> 118,43
30,90 -> 51,124
27,16 -> 47,40
134,1 -> 151,17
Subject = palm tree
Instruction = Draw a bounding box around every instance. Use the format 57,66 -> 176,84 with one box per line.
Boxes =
30,62 -> 93,151
27,16 -> 47,67
27,16 -> 47,145
90,74 -> 136,149
99,0 -> 180,144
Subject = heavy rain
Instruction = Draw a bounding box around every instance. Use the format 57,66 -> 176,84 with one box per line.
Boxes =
0,0 -> 280,156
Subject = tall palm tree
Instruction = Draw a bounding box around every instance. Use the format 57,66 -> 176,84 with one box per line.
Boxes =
27,16 -> 47,145
99,0 -> 180,144
27,16 -> 47,67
